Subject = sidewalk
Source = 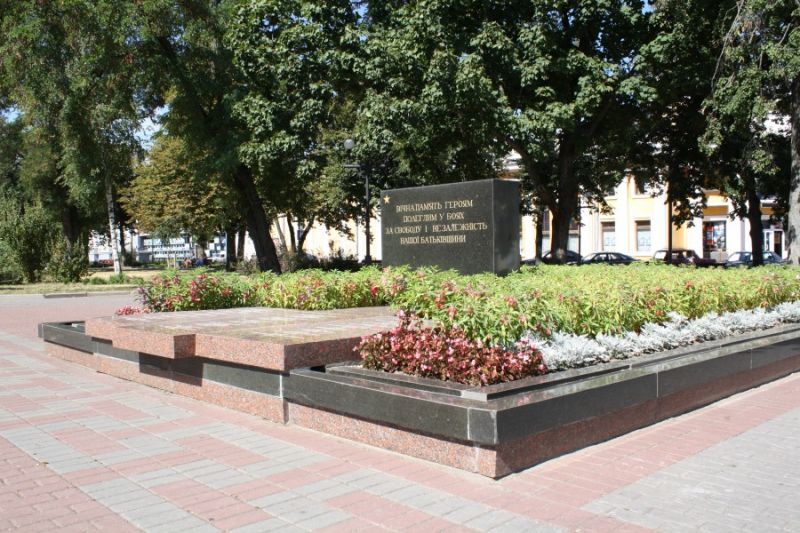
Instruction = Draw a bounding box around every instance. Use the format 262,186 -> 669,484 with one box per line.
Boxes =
1,294 -> 799,532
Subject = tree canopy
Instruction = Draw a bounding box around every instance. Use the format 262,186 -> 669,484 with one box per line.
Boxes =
0,0 -> 797,272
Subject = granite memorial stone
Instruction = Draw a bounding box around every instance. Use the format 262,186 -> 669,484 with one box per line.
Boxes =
380,179 -> 520,275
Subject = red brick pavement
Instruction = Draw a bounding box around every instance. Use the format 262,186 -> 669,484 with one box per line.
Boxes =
0,293 -> 799,531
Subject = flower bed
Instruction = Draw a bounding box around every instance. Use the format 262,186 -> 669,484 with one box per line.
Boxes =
132,265 -> 800,383
358,311 -> 545,385
138,264 -> 800,343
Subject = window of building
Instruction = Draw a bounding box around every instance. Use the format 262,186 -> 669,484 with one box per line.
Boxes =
636,221 -> 651,252
703,220 -> 726,259
601,222 -> 616,251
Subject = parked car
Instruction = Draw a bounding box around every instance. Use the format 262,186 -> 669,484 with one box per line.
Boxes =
725,251 -> 786,268
652,248 -> 718,267
540,250 -> 582,265
581,252 -> 638,265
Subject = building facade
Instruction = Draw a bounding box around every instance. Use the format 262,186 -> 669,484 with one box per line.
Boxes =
551,176 -> 786,262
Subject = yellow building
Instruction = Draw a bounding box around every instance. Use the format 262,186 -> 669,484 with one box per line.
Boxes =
523,176 -> 786,262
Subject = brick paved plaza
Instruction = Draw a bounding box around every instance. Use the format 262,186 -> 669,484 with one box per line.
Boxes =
1,293 -> 799,532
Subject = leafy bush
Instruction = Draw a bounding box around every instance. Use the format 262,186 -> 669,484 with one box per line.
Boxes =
138,264 -> 800,343
253,268 -> 383,310
0,200 -> 57,282
358,312 -> 546,386
0,239 -> 24,284
46,238 -> 89,282
380,264 -> 800,345
84,272 -> 135,285
138,270 -> 258,312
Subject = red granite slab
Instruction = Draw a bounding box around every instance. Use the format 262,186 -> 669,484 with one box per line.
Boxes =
84,307 -> 398,370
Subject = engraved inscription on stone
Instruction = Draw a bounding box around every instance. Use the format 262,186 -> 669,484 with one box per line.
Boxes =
380,179 -> 519,275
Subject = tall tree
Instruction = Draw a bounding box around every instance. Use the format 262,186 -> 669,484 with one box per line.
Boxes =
133,0 -> 284,273
360,1 -> 651,262
121,135 -> 227,244
707,1 -> 799,264
632,0 -> 736,255
226,1 -> 368,257
0,0 -> 141,276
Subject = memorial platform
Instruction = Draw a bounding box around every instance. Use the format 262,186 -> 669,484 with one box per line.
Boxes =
40,307 -> 800,478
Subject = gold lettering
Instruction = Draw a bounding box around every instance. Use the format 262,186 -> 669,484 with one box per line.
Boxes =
444,200 -> 473,209
395,202 -> 443,213
392,225 -> 422,234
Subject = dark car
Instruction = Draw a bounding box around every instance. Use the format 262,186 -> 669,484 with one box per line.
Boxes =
582,252 -> 638,265
652,248 -> 718,267
725,251 -> 785,268
540,250 -> 582,265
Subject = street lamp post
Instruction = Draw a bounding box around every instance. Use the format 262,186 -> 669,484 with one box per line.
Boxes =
343,139 -> 371,264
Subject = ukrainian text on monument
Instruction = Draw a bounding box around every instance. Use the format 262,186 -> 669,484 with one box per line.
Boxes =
385,199 -> 488,246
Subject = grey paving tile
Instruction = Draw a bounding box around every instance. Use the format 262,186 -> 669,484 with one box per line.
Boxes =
294,509 -> 350,530
230,518 -> 300,533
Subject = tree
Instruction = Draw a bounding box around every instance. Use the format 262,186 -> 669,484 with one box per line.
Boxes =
133,0 -> 284,273
226,0 -> 366,257
632,0 -> 736,260
0,0 -> 141,276
360,1 -> 651,262
707,1 -> 799,264
121,134 -> 227,245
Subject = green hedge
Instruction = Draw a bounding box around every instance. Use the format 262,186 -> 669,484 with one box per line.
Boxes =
138,264 -> 800,345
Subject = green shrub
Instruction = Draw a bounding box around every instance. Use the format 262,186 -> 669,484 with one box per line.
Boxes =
138,269 -> 259,312
46,238 -> 89,283
137,264 -> 800,344
0,200 -> 58,282
0,239 -> 24,284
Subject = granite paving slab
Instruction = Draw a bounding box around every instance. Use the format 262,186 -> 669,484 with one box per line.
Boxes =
84,307 -> 398,370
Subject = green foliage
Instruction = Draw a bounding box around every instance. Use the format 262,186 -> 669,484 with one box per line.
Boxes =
46,238 -> 89,283
631,0 -> 736,224
138,270 -> 260,312
0,198 -> 57,282
122,135 -> 224,242
84,272 -> 134,285
358,1 -> 652,257
389,265 -> 800,345
138,265 -> 800,346
0,239 -> 24,284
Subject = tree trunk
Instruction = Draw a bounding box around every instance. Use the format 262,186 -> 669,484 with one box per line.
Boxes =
274,219 -> 289,255
236,223 -> 246,262
118,221 -> 126,267
104,173 -> 122,275
232,164 -> 281,273
225,226 -> 236,271
549,140 -> 579,263
550,202 -> 577,262
746,175 -> 764,267
298,219 -> 313,253
60,204 -> 81,253
534,203 -> 544,260
788,77 -> 800,266
286,214 -> 297,253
